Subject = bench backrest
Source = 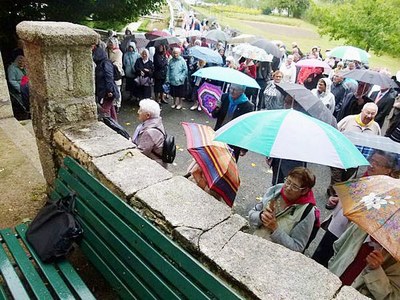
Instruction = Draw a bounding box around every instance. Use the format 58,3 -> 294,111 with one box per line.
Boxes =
52,156 -> 242,300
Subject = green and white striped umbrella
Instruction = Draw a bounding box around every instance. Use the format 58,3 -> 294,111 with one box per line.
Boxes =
214,109 -> 369,169
328,46 -> 370,63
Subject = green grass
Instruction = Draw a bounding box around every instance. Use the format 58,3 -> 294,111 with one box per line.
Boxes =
194,6 -> 400,74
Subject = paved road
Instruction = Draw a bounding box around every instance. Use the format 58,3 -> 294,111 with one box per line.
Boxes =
116,95 -> 334,222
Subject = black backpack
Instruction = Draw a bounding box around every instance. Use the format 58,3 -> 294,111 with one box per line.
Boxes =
151,127 -> 176,163
26,193 -> 83,263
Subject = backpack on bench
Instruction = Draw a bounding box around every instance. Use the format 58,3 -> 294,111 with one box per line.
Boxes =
26,193 -> 83,263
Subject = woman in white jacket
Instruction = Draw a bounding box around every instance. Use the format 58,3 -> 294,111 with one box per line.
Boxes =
312,77 -> 335,113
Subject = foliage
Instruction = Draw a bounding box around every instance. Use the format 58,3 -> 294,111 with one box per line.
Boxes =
268,0 -> 310,18
200,5 -> 261,15
309,0 -> 400,56
1,0 -> 164,62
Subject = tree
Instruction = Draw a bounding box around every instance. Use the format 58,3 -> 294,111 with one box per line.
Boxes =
311,0 -> 400,56
1,0 -> 165,63
268,0 -> 310,18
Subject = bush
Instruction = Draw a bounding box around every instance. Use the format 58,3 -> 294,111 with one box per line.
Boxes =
262,7 -> 273,15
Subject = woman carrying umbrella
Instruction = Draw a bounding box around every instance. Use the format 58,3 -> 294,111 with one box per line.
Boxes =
153,44 -> 169,105
311,78 -> 335,113
134,49 -> 154,100
249,167 -> 319,253
261,70 -> 284,110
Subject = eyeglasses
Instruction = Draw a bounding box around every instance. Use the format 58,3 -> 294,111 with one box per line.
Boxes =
284,177 -> 306,192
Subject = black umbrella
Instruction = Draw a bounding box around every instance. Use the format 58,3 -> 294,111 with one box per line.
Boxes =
147,36 -> 180,48
343,131 -> 400,154
276,82 -> 338,128
251,39 -> 281,58
341,69 -> 398,89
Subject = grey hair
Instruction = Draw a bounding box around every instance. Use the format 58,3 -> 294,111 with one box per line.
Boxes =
139,99 -> 160,118
172,47 -> 181,54
362,102 -> 378,113
230,83 -> 246,93
369,150 -> 399,171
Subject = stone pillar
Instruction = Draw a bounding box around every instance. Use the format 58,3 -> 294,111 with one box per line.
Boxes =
0,53 -> 14,119
16,21 -> 98,186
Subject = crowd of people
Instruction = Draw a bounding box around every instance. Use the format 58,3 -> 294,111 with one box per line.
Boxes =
7,17 -> 400,299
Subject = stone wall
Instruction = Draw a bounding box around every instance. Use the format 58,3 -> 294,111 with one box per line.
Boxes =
0,53 -> 14,119
19,21 -> 369,300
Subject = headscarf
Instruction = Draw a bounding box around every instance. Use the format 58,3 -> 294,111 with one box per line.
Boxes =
141,49 -> 150,64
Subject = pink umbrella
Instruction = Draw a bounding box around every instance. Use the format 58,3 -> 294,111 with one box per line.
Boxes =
198,82 -> 222,117
296,59 -> 331,69
145,30 -> 170,41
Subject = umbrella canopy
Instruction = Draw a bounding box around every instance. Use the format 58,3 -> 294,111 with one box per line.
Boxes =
343,131 -> 400,159
145,30 -> 170,40
251,39 -> 281,58
296,59 -> 331,70
328,46 -> 370,63
334,175 -> 400,261
192,66 -> 260,89
229,34 -> 258,45
204,30 -> 228,42
214,109 -> 369,169
147,36 -> 181,48
341,69 -> 398,89
276,82 -> 338,128
232,43 -> 272,62
188,46 -> 223,64
197,82 -> 223,117
185,30 -> 202,38
182,122 -> 240,207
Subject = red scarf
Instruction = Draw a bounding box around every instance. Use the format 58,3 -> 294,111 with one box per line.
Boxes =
280,187 -> 320,226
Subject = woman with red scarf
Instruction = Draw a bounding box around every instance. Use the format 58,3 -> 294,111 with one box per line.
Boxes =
249,167 -> 320,253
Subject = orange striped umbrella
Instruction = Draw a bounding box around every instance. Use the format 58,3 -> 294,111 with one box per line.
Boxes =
182,122 -> 240,207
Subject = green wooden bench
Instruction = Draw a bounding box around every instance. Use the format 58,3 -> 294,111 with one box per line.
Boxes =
0,156 -> 242,299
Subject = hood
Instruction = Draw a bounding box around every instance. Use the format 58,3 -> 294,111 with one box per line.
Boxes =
321,77 -> 332,92
93,47 -> 107,65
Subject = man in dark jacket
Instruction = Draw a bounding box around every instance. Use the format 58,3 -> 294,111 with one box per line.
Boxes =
370,87 -> 397,128
212,84 -> 254,161
93,46 -> 120,121
331,73 -> 347,118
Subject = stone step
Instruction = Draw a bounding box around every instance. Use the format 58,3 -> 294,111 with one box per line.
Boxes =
0,117 -> 43,177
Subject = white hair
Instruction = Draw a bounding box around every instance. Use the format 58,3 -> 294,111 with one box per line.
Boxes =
139,99 -> 161,118
173,47 -> 181,54
362,102 -> 378,113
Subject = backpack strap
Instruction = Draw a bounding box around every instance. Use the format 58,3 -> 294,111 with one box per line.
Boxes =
300,203 -> 314,222
149,127 -> 165,158
299,203 -> 319,253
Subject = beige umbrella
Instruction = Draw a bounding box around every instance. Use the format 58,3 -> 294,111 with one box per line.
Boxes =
228,34 -> 258,45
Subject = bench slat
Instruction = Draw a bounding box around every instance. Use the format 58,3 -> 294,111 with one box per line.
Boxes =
0,229 -> 52,299
13,224 -> 75,300
0,285 -> 7,300
0,238 -> 30,300
58,168 -> 210,300
79,239 -> 138,300
15,224 -> 95,300
63,156 -> 242,300
54,178 -> 154,300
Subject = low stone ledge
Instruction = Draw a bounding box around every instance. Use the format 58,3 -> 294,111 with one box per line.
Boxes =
334,286 -> 370,300
132,176 -> 232,234
54,121 -> 135,164
90,149 -> 172,199
213,231 -> 342,300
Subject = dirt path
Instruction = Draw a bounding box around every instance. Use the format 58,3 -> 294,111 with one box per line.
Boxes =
0,129 -> 46,228
242,20 -> 319,39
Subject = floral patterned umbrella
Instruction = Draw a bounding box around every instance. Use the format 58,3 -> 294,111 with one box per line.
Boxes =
197,82 -> 222,117
334,175 -> 400,261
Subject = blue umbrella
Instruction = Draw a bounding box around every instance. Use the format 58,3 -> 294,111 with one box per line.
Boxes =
192,66 -> 260,89
188,46 -> 223,65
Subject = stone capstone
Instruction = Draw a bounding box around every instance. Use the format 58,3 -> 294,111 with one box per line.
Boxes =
133,176 -> 233,231
213,231 -> 342,300
54,121 -> 135,164
16,22 -> 98,46
90,149 -> 172,199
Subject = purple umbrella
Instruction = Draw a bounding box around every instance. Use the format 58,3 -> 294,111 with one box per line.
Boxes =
198,82 -> 222,117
